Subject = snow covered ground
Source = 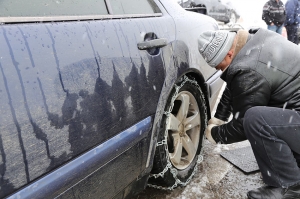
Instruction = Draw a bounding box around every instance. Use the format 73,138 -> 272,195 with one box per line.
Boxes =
231,0 -> 267,30
232,0 -> 287,34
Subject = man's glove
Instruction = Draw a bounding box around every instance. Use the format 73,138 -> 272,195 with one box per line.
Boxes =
205,124 -> 217,144
205,117 -> 226,144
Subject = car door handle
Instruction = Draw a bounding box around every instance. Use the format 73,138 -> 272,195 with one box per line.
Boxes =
137,38 -> 168,50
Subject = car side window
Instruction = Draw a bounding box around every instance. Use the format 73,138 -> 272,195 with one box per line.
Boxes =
109,0 -> 161,14
0,0 -> 108,17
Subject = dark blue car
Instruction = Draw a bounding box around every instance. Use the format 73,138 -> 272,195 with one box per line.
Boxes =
0,0 -> 223,198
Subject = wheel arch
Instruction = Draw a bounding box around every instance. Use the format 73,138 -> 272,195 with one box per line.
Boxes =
152,68 -> 213,146
147,70 -> 210,189
144,68 -> 212,181
179,69 -> 212,120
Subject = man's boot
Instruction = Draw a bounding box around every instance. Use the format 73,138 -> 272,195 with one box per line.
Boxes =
282,184 -> 300,199
247,185 -> 285,199
248,184 -> 300,199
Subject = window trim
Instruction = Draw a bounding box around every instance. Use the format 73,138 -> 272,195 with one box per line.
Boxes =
0,13 -> 162,24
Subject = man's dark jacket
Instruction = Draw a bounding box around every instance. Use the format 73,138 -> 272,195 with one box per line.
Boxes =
262,0 -> 286,26
285,0 -> 300,26
212,28 -> 300,144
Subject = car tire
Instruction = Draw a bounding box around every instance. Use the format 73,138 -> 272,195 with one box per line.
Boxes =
198,9 -> 206,15
196,5 -> 206,15
148,75 -> 207,190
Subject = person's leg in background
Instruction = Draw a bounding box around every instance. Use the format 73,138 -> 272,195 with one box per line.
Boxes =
285,25 -> 299,44
276,24 -> 283,35
268,25 -> 277,33
244,106 -> 300,199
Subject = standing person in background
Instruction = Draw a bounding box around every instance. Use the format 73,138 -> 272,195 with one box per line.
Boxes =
262,0 -> 286,34
285,0 -> 300,44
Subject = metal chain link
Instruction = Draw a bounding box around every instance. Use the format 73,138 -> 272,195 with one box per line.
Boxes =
149,162 -> 172,178
155,140 -> 167,147
148,75 -> 208,190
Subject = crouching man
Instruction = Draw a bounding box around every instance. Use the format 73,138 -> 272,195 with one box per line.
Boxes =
198,28 -> 300,199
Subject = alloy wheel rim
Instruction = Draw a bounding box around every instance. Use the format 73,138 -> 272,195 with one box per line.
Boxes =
166,91 -> 201,170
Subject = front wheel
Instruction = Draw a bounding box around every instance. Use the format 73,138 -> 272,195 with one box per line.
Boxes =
148,75 -> 208,190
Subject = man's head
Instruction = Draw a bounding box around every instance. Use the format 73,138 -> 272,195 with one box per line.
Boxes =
198,30 -> 237,71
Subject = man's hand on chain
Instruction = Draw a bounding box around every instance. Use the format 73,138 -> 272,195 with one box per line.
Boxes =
205,117 -> 226,144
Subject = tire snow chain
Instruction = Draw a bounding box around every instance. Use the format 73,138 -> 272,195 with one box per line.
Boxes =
148,75 -> 207,190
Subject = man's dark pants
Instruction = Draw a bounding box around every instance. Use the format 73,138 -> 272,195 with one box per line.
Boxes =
244,106 -> 300,188
285,25 -> 299,45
